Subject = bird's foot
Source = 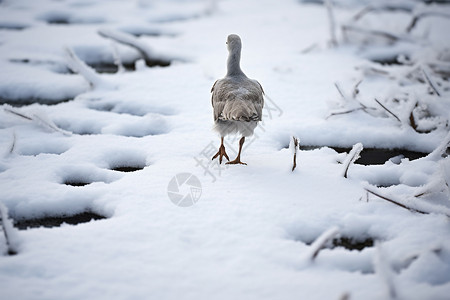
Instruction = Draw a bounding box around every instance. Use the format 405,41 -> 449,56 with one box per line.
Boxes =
226,158 -> 247,165
212,144 -> 229,164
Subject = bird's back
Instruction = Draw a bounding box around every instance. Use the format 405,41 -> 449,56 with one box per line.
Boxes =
211,75 -> 264,122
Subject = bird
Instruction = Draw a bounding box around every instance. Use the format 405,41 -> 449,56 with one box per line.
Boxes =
211,34 -> 264,165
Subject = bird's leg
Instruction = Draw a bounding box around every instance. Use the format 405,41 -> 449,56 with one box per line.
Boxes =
212,137 -> 229,164
226,136 -> 247,165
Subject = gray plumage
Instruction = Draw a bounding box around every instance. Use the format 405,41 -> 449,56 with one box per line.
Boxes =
211,34 -> 264,137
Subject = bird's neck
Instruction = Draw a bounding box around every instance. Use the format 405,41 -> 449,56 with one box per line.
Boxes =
226,48 -> 245,77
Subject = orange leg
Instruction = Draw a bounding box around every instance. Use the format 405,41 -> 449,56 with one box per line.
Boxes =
226,137 -> 247,165
212,137 -> 230,164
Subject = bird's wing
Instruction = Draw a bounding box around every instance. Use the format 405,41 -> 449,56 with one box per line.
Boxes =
211,79 -> 229,121
211,78 -> 265,122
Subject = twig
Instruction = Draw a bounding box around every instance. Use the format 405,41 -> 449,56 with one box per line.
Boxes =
64,47 -> 110,89
98,29 -> 177,66
374,98 -> 401,123
352,79 -> 363,98
421,66 -> 441,97
342,25 -> 412,43
291,136 -> 299,171
308,226 -> 339,261
4,106 -> 71,136
406,12 -> 450,33
408,101 -> 418,131
0,203 -> 19,255
4,108 -> 32,120
353,4 -> 413,22
365,187 -> 428,215
326,107 -> 366,119
334,82 -> 346,99
9,131 -> 16,154
426,131 -> 450,161
300,43 -> 319,54
342,143 -> 363,178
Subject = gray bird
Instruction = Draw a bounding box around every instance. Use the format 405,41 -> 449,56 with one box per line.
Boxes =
211,34 -> 264,165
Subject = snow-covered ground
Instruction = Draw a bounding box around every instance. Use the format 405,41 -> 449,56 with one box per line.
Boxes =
1,0 -> 450,299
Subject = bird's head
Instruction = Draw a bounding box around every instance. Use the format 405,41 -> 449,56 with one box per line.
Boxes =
226,34 -> 242,52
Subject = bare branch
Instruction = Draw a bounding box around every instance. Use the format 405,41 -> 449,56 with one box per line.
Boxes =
374,98 -> 401,123
9,131 -> 16,154
334,82 -> 346,99
4,107 -> 32,120
365,187 -> 428,215
406,12 -> 450,33
291,136 -> 299,172
421,66 -> 441,97
326,107 -> 366,119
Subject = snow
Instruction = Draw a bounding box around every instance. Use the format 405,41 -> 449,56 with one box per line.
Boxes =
1,0 -> 450,299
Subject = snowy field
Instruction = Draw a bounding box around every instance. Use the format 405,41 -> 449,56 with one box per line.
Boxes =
1,0 -> 450,299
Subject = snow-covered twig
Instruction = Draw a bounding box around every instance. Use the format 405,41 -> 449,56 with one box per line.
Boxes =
342,142 -> 363,178
111,41 -> 125,73
325,0 -> 337,47
64,47 -> 112,89
290,136 -> 299,171
415,162 -> 449,198
0,202 -> 19,255
98,29 -> 179,66
373,242 -> 397,299
308,226 -> 339,261
421,66 -> 441,97
4,106 -> 71,136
